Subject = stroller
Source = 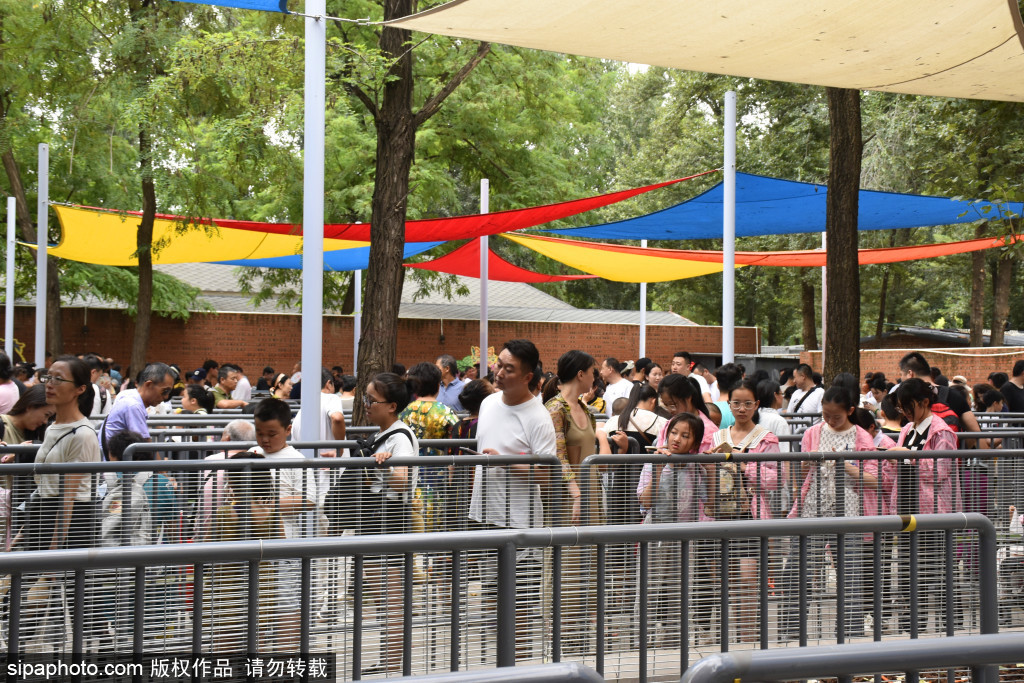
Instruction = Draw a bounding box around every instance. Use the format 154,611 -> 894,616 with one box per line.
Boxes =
998,506 -> 1024,627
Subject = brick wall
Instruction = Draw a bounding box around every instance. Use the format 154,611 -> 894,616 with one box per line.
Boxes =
800,346 -> 1024,385
13,306 -> 760,376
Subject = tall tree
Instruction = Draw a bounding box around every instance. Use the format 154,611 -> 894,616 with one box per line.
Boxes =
347,0 -> 490,423
822,87 -> 862,382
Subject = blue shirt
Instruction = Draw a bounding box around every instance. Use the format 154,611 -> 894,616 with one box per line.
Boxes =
437,377 -> 465,412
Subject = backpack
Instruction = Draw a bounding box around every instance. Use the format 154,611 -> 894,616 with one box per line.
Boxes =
932,386 -> 960,434
710,426 -> 767,520
324,427 -> 416,534
101,471 -> 155,547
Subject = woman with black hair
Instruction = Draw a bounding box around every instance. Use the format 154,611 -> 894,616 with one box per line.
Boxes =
21,356 -> 100,650
361,372 -> 419,674
29,356 -> 99,551
270,373 -> 293,400
1,385 -> 56,549
655,373 -> 716,452
890,377 -> 959,633
614,383 -> 666,448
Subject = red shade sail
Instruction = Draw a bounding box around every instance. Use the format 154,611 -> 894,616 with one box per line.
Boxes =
72,170 -> 716,241
406,238 -> 596,282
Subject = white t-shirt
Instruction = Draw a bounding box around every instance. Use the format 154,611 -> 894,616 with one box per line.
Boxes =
688,373 -> 711,399
91,383 -> 113,421
603,378 -> 634,417
707,378 -> 720,403
256,444 -> 323,539
788,386 -> 823,424
231,375 -> 252,401
368,420 -> 420,504
469,392 -> 557,528
758,407 -> 791,453
293,393 -> 346,442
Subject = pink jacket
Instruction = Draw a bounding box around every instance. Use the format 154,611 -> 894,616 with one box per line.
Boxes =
742,432 -> 780,520
791,423 -> 879,518
896,418 -> 959,514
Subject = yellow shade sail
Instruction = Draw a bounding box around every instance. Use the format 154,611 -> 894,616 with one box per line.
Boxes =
502,233 -> 741,283
47,205 -> 369,266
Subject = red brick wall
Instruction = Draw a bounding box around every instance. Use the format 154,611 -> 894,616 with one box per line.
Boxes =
13,306 -> 759,375
800,346 -> 1024,385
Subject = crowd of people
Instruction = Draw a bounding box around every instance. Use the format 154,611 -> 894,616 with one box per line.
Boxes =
0,345 -> 1021,667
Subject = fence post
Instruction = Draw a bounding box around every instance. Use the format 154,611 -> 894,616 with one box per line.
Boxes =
496,541 -> 517,667
977,518 -> 999,683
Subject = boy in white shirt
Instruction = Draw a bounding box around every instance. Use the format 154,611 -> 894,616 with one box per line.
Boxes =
253,398 -> 322,650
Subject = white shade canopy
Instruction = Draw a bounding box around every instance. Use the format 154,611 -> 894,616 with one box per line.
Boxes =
391,0 -> 1024,101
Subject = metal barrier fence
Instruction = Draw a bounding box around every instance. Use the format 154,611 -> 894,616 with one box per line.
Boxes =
679,632 -> 1024,683
0,515 -> 998,682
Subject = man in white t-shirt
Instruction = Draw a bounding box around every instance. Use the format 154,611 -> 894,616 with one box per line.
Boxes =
672,351 -> 712,402
230,364 -> 253,402
787,363 -> 823,427
600,357 -> 634,417
292,369 -> 347,447
469,339 -> 556,659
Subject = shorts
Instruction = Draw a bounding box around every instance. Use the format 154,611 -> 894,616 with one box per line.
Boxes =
275,558 -> 301,612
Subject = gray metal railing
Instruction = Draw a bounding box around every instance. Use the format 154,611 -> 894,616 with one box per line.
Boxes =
0,514 -> 999,682
679,632 -> 1024,683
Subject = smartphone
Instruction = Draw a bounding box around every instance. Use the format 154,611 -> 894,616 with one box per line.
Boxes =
459,447 -> 481,455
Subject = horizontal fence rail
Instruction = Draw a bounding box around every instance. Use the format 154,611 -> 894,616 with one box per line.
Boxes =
0,515 -> 1000,681
679,633 -> 1024,683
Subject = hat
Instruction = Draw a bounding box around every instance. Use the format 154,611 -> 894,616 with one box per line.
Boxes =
951,375 -> 969,385
189,369 -> 205,381
622,360 -> 635,372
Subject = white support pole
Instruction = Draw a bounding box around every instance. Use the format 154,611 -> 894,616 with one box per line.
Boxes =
5,197 -> 14,360
639,239 -> 647,359
35,144 -> 48,368
722,91 -> 736,364
299,0 -> 325,444
479,179 -> 489,373
820,230 -> 827,368
353,268 -> 361,374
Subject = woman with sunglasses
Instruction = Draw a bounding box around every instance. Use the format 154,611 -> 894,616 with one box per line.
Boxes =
707,379 -> 780,642
28,356 -> 100,551
359,372 -> 419,675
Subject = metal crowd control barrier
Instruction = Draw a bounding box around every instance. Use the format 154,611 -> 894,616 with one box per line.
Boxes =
396,662 -> 604,682
0,515 -> 998,682
679,633 -> 1024,683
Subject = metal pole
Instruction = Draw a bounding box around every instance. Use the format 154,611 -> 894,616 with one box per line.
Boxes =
35,143 -> 48,367
299,0 -> 326,444
5,196 -> 14,360
353,268 -> 361,373
639,239 -> 647,358
722,92 -> 736,363
479,179 -> 489,374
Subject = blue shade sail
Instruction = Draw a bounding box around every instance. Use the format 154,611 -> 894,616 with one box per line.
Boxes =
547,173 -> 1023,240
215,242 -> 443,271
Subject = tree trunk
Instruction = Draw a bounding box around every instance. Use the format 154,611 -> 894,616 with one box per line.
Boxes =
801,278 -> 818,351
2,148 -> 63,356
822,87 -> 862,384
875,268 -> 889,341
350,0 -> 489,425
353,0 -> 417,425
969,222 -> 988,346
130,128 -> 156,374
991,222 -> 1017,347
875,229 -> 898,340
